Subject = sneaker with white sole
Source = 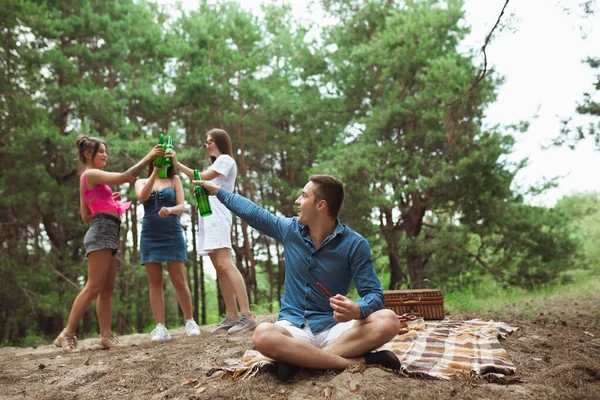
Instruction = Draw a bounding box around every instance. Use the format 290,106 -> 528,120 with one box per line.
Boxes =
227,314 -> 257,334
151,323 -> 172,341
98,332 -> 125,349
54,330 -> 77,351
185,319 -> 201,336
213,316 -> 238,333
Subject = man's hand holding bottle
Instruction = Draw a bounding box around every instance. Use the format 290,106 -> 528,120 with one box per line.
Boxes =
192,180 -> 220,196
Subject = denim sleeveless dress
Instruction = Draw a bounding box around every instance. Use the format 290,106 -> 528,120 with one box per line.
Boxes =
140,187 -> 187,264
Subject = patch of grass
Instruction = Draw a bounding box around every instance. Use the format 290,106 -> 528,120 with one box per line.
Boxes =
22,332 -> 45,348
444,269 -> 600,315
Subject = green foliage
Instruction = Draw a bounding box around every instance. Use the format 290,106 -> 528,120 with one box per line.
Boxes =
555,1 -> 599,149
555,192 -> 600,271
0,0 -> 587,346
317,0 -> 528,289
445,269 -> 600,315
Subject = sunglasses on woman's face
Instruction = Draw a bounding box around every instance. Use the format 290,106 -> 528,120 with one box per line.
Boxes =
205,139 -> 214,146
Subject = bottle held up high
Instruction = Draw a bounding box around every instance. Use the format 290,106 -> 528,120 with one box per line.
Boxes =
164,135 -> 174,168
153,134 -> 165,169
155,134 -> 167,178
194,169 -> 212,217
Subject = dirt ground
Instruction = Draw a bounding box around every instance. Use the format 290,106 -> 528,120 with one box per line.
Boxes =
1,293 -> 599,400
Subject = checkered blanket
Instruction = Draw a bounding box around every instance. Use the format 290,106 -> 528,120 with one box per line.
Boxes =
381,319 -> 518,380
207,319 -> 518,381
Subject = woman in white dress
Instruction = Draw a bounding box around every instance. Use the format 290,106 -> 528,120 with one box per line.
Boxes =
172,129 -> 256,334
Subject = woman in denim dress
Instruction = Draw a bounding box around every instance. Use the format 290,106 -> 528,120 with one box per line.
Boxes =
135,162 -> 201,340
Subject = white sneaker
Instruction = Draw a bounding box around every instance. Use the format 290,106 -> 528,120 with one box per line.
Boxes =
151,323 -> 172,341
185,319 -> 201,336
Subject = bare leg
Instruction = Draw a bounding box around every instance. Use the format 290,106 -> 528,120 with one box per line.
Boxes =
209,249 -> 250,318
252,323 -> 358,370
96,255 -> 118,336
167,261 -> 193,320
145,263 -> 165,325
65,249 -> 113,334
323,309 -> 399,357
252,309 -> 399,370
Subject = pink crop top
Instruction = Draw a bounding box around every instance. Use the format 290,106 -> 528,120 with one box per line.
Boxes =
82,171 -> 131,217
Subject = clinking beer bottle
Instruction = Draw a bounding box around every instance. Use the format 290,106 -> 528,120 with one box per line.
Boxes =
157,134 -> 168,178
194,169 -> 212,217
164,135 -> 174,168
153,134 -> 165,168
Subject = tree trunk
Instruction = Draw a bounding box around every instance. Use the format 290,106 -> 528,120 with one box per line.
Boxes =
379,207 -> 406,289
216,277 -> 225,318
57,35 -> 70,136
403,191 -> 427,288
263,235 -> 274,312
236,117 -> 257,305
200,256 -> 206,325
386,233 -> 405,290
131,200 -> 139,264
191,206 -> 200,323
135,272 -> 144,333
117,207 -> 132,335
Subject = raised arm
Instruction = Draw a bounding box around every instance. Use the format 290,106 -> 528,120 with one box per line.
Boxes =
86,145 -> 163,188
175,159 -> 195,181
135,167 -> 158,202
170,150 -> 219,181
197,180 -> 292,243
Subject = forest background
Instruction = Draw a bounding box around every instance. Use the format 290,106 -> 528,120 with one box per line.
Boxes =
1,0 -> 599,346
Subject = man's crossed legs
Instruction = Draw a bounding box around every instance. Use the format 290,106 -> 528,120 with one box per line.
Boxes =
252,309 -> 400,381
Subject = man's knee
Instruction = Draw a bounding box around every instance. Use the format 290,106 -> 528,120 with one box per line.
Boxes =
372,309 -> 400,336
252,322 -> 274,348
252,322 -> 288,357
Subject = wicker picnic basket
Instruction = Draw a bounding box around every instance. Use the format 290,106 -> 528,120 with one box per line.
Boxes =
384,289 -> 445,320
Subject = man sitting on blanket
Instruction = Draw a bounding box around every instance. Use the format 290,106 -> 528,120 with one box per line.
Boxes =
196,174 -> 400,381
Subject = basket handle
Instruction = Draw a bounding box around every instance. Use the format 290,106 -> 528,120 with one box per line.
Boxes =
400,297 -> 422,304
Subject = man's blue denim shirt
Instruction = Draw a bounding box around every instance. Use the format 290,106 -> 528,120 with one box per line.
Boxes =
217,188 -> 385,334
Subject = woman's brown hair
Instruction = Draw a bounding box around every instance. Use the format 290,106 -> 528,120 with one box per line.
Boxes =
206,129 -> 233,163
75,134 -> 107,164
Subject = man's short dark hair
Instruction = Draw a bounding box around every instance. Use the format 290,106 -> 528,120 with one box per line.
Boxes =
309,174 -> 345,219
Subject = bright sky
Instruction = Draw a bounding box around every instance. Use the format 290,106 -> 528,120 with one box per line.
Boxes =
463,0 -> 600,205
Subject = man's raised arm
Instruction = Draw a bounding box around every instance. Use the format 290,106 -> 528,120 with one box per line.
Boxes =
197,179 -> 292,243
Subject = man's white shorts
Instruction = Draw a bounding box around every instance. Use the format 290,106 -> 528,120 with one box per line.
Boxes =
275,319 -> 356,349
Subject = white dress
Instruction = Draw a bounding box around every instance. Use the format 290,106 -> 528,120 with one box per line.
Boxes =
198,154 -> 237,255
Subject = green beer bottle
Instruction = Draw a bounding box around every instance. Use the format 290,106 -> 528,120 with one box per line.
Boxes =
158,134 -> 168,178
153,134 -> 165,168
194,169 -> 212,217
164,135 -> 173,168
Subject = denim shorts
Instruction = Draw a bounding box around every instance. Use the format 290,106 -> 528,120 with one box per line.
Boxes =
83,213 -> 121,258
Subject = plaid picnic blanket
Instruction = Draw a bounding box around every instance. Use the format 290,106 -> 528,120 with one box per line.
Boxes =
207,319 -> 518,381
380,319 -> 518,380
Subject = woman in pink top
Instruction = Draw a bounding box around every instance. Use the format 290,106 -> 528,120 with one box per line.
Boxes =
54,135 -> 163,351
